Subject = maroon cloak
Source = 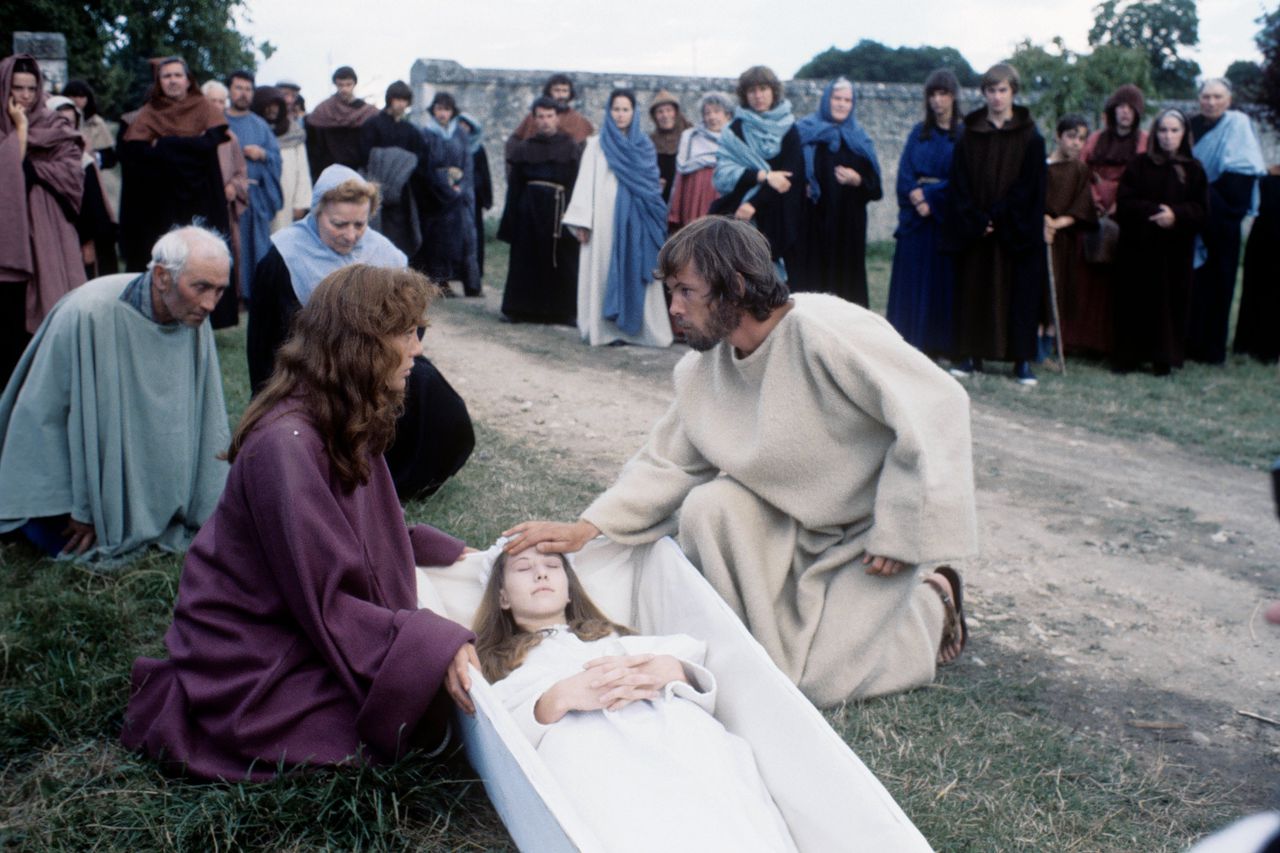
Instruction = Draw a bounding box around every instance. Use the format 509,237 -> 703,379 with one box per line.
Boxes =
123,402 -> 475,780
0,54 -> 86,335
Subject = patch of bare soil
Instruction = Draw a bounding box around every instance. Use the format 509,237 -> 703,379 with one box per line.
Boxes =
427,295 -> 1280,810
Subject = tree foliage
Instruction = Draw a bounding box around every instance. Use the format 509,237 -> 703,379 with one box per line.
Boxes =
1257,5 -> 1280,129
1087,0 -> 1200,97
1010,38 -> 1153,127
1225,60 -> 1263,103
1,0 -> 263,117
796,39 -> 980,87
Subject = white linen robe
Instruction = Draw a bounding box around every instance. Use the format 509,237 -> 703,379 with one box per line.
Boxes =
581,293 -> 979,705
271,140 -> 313,233
562,136 -> 674,348
492,628 -> 796,853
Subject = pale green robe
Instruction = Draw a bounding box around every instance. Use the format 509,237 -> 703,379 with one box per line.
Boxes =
0,273 -> 230,564
582,293 -> 979,705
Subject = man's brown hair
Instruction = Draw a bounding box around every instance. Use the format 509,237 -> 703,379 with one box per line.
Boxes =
655,217 -> 789,322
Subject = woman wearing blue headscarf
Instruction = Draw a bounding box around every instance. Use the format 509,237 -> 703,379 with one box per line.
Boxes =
794,78 -> 882,305
563,89 -> 673,347
418,92 -> 481,297
248,165 -> 475,498
710,66 -> 806,280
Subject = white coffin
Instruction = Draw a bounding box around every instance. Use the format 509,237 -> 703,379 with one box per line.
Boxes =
416,536 -> 933,853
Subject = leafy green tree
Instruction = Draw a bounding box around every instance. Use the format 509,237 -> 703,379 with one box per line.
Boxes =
1225,60 -> 1263,103
796,39 -> 980,86
1087,0 -> 1200,97
1257,5 -> 1280,128
1010,38 -> 1153,126
2,0 -> 268,117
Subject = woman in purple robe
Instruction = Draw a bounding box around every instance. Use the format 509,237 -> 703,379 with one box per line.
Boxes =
122,264 -> 480,781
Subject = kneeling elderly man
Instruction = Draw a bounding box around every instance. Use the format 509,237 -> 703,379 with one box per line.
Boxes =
506,216 -> 978,705
0,226 -> 232,564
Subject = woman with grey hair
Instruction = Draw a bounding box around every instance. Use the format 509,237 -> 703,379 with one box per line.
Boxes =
1185,77 -> 1267,364
668,92 -> 734,231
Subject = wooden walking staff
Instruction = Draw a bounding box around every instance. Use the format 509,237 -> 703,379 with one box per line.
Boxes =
1045,245 -> 1067,375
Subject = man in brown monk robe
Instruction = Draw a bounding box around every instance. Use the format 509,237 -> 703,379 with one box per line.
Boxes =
305,66 -> 377,181
945,63 -> 1047,386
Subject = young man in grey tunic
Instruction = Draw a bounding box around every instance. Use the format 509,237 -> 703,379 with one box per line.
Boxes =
505,216 -> 977,706
0,226 -> 232,564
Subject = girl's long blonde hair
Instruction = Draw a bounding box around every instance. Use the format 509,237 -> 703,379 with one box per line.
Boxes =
473,551 -> 633,683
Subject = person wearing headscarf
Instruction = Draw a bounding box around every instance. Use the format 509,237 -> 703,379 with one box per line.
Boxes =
417,92 -> 481,296
270,80 -> 312,231
199,79 -> 249,329
458,114 -> 493,280
1186,78 -> 1267,365
498,97 -> 582,324
61,80 -> 116,170
1232,163 -> 1280,364
794,78 -> 883,305
1111,109 -> 1207,375
248,165 -> 474,500
945,63 -> 1047,386
563,88 -> 673,348
304,66 -> 378,181
1082,84 -> 1148,216
710,65 -> 806,281
667,92 -> 733,231
505,73 -> 595,167
47,96 -> 118,283
357,80 -> 428,258
224,71 -> 283,304
0,54 -> 86,386
118,57 -> 230,275
886,69 -> 961,357
648,90 -> 692,203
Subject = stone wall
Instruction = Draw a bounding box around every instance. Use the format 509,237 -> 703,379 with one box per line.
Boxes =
13,32 -> 67,93
410,59 -> 1280,242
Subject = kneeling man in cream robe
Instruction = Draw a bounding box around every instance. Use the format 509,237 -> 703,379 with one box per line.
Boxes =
506,216 -> 978,705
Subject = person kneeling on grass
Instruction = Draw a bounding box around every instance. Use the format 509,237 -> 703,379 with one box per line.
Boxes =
123,263 -> 480,780
475,544 -> 798,853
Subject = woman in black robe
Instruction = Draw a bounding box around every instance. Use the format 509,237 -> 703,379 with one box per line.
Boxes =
795,78 -> 883,305
498,98 -> 581,324
249,166 -> 474,500
1112,109 -> 1208,375
1232,169 -> 1280,363
709,66 -> 806,280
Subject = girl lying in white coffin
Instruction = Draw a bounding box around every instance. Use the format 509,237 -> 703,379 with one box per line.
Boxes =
473,545 -> 798,853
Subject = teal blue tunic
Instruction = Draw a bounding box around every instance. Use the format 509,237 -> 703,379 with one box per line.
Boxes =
0,273 -> 229,564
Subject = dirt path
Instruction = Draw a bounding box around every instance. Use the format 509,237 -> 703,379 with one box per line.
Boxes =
428,296 -> 1280,807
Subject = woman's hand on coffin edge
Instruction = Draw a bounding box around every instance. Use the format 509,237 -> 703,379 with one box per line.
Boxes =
446,643 -> 481,715
862,553 -> 908,576
501,519 -> 599,555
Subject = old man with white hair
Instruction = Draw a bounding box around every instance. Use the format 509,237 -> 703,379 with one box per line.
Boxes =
0,225 -> 232,563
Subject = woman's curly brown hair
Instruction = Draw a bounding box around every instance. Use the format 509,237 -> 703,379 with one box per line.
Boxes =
227,264 -> 433,492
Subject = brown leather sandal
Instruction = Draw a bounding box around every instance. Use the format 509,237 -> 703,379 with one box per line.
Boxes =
927,565 -> 967,665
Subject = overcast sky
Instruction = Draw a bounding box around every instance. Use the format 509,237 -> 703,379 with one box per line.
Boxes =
241,0 -> 1270,107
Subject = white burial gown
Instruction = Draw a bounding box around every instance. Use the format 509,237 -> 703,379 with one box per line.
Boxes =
492,628 -> 796,853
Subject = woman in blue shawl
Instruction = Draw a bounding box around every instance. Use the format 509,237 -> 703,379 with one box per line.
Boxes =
247,165 -> 475,498
886,69 -> 962,355
710,66 -> 806,280
562,89 -> 673,347
417,92 -> 481,296
1185,78 -> 1267,364
794,78 -> 882,305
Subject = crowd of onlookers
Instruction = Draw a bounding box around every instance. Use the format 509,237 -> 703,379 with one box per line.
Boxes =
3,52 -> 1276,392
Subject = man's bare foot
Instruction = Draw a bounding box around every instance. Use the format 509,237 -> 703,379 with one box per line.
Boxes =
924,566 -> 967,664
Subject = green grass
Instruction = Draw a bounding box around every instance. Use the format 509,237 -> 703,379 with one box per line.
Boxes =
0,236 -> 1250,850
862,242 -> 1278,470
